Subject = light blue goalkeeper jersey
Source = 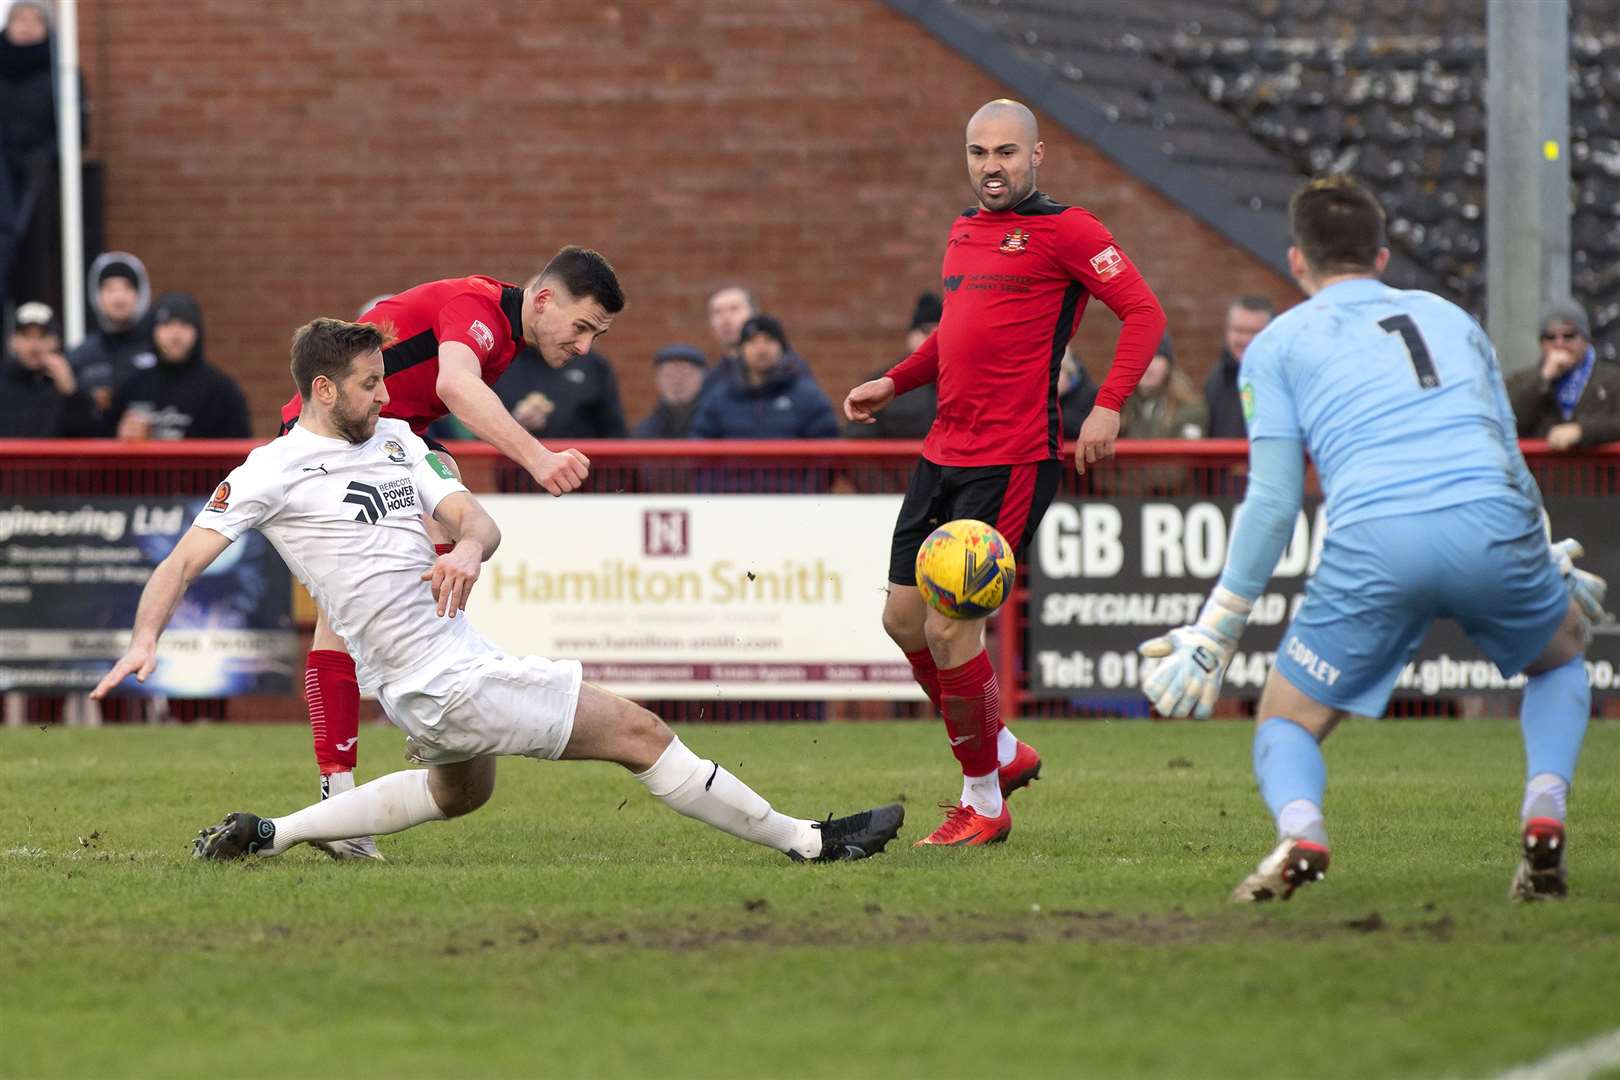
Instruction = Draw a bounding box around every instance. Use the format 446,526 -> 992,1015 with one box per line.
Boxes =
1238,277 -> 1538,530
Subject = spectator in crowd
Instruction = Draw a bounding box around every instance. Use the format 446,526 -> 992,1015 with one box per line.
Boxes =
0,300 -> 95,436
707,285 -> 755,365
632,344 -> 709,438
700,285 -> 810,402
69,252 -> 154,414
107,291 -> 251,440
1205,294 -> 1274,438
847,292 -> 941,439
1507,300 -> 1620,452
1120,334 -> 1206,440
1,2 -> 77,188
2,0 -> 87,308
1111,333 -> 1204,496
690,314 -> 838,439
1058,345 -> 1099,440
494,346 -> 627,439
0,114 -> 14,319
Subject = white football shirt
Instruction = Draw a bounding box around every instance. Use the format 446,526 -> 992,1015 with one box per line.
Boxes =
192,418 -> 487,690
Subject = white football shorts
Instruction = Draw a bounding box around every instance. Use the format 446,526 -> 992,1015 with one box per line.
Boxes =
377,650 -> 583,766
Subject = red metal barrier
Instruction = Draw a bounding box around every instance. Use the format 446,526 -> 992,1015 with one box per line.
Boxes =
4,438 -> 1616,723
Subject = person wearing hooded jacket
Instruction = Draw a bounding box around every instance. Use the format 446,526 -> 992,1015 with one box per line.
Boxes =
1,2 -> 86,190
689,314 -> 838,440
68,252 -> 155,413
107,291 -> 251,440
2,1 -> 88,309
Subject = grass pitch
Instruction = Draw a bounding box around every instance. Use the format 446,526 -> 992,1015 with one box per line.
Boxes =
4,719 -> 1620,1080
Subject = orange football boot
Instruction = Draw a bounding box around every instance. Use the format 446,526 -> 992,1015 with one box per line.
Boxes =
915,801 -> 1012,847
998,740 -> 1042,798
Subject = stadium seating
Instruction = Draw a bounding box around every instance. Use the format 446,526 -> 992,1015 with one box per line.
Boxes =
949,0 -> 1620,361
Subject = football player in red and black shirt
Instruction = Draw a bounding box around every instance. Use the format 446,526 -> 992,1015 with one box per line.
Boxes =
845,100 -> 1166,847
283,246 -> 623,858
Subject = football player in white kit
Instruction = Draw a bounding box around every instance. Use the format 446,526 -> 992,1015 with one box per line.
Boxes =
91,318 -> 904,864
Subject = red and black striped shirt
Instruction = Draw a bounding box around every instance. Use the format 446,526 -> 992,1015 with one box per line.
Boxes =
886,191 -> 1165,465
280,275 -> 526,435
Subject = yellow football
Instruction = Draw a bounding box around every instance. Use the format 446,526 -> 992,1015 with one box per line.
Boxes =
914,519 -> 1016,619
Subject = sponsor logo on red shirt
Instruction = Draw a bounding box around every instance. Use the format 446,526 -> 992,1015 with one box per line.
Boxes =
1089,246 -> 1124,281
468,320 -> 496,353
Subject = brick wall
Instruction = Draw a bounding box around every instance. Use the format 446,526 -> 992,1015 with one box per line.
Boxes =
77,0 -> 1295,437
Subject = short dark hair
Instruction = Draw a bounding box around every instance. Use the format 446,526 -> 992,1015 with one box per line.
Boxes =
535,246 -> 625,314
290,317 -> 386,399
1288,176 -> 1387,275
1230,294 -> 1275,315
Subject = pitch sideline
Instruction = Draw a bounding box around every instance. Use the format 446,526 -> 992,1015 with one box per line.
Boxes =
1485,1026 -> 1620,1080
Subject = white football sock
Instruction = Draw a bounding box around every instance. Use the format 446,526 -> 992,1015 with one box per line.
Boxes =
996,725 -> 1018,767
268,769 -> 446,855
960,771 -> 1003,817
320,769 -> 355,800
1276,798 -> 1326,843
635,738 -> 820,859
1521,772 -> 1569,822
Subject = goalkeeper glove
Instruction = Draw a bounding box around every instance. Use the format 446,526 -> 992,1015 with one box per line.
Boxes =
1139,587 -> 1253,719
1549,538 -> 1611,626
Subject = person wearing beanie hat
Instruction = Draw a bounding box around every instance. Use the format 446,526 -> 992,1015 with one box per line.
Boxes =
909,292 -> 944,336
67,251 -> 156,412
1121,332 -> 1197,432
1505,299 -> 1620,452
696,298 -> 811,405
1114,331 -> 1206,494
632,344 -> 709,438
847,291 -> 942,440
106,290 -> 251,440
1,298 -> 97,436
737,313 -> 789,353
690,312 -> 838,440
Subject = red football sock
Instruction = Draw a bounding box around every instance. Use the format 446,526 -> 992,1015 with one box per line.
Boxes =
434,543 -> 454,556
937,650 -> 1000,777
903,647 -> 942,715
305,649 -> 360,776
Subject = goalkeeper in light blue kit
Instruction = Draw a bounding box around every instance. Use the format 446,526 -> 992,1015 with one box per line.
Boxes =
1139,177 -> 1609,903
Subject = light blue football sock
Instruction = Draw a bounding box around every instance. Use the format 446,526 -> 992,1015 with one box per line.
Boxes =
1253,717 -> 1326,821
1520,656 -> 1589,786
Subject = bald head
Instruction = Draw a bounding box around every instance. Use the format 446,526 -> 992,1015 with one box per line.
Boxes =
967,99 -> 1039,143
965,99 -> 1044,211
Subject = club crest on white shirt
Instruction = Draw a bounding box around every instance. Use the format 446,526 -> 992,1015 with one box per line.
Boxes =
381,439 -> 407,463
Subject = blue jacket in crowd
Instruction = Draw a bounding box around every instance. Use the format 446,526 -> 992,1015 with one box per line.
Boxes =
689,357 -> 839,440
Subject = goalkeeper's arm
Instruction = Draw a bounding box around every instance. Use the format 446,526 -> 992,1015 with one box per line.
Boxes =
1139,437 -> 1305,717
1216,436 -> 1307,604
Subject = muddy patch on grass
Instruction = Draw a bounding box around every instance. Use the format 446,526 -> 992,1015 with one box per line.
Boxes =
35,905 -> 1477,958
420,908 -> 1466,955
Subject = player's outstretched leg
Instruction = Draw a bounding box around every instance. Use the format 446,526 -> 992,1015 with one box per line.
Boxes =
562,684 -> 903,862
1510,609 -> 1590,902
193,759 -> 490,860
303,608 -> 381,861
1233,677 -> 1338,902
